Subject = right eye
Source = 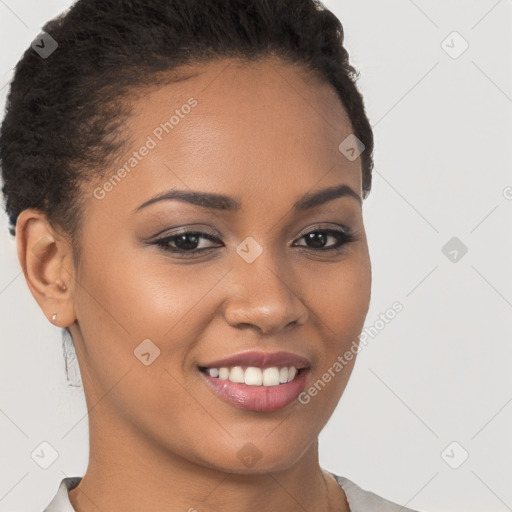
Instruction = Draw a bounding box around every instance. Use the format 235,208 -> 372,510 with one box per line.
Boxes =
152,230 -> 223,256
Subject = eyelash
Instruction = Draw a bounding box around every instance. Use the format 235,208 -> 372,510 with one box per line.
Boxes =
151,227 -> 357,257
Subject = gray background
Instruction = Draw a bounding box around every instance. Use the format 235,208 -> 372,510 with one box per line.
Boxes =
1,1 -> 511,511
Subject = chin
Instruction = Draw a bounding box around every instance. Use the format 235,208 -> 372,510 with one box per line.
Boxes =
196,435 -> 314,475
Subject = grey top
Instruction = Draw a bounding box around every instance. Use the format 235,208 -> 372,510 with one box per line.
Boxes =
43,474 -> 420,511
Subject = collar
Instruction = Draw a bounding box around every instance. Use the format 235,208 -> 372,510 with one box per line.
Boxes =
43,476 -> 82,512
43,473 -> 417,512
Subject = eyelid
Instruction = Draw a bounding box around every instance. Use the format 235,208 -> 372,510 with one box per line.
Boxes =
150,224 -> 222,240
294,222 -> 352,239
152,222 -> 351,243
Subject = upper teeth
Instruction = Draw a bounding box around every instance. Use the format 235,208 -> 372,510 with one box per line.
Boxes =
206,366 -> 298,386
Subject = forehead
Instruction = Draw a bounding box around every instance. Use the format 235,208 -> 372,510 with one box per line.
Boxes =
90,57 -> 362,219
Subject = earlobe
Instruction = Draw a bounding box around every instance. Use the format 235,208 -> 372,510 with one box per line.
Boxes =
15,209 -> 76,327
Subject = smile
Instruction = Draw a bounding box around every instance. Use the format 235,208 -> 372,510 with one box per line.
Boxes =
197,350 -> 311,412
199,365 -> 301,386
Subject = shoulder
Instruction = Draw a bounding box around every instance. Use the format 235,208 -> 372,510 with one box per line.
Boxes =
330,472 -> 423,512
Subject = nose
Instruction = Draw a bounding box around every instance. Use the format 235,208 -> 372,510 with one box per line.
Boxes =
223,255 -> 309,335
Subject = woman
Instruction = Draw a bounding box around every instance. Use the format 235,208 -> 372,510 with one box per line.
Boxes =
1,0 -> 422,510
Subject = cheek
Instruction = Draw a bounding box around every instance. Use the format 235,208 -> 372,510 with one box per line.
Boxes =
71,242 -> 231,409
75,239 -> 226,342
71,247 -> 208,441
290,254 -> 371,420
307,254 -> 371,340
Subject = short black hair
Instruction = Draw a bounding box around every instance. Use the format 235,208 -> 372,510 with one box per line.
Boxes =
0,0 -> 373,257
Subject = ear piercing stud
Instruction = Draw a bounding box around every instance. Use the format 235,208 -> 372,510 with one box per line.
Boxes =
56,279 -> 67,291
50,280 -> 67,323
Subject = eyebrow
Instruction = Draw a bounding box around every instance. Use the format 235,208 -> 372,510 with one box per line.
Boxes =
134,183 -> 361,213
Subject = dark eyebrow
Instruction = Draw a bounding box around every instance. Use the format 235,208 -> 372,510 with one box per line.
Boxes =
134,184 -> 361,213
294,184 -> 361,210
134,189 -> 241,213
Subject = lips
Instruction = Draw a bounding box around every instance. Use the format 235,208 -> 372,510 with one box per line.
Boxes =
198,350 -> 311,370
197,350 -> 311,412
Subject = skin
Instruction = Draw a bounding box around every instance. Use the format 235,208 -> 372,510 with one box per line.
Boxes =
17,56 -> 371,512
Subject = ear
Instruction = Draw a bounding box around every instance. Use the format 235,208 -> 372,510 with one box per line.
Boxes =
16,209 -> 77,327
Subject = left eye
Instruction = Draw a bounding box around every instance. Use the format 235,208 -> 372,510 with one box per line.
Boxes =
152,227 -> 356,256
292,228 -> 356,252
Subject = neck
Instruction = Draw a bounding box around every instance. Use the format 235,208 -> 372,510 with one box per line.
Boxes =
68,414 -> 348,512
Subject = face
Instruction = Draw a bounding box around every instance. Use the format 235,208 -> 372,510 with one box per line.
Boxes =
65,57 -> 371,473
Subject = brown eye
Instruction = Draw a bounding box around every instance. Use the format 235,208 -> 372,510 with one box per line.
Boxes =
153,230 -> 222,256
293,228 -> 356,252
